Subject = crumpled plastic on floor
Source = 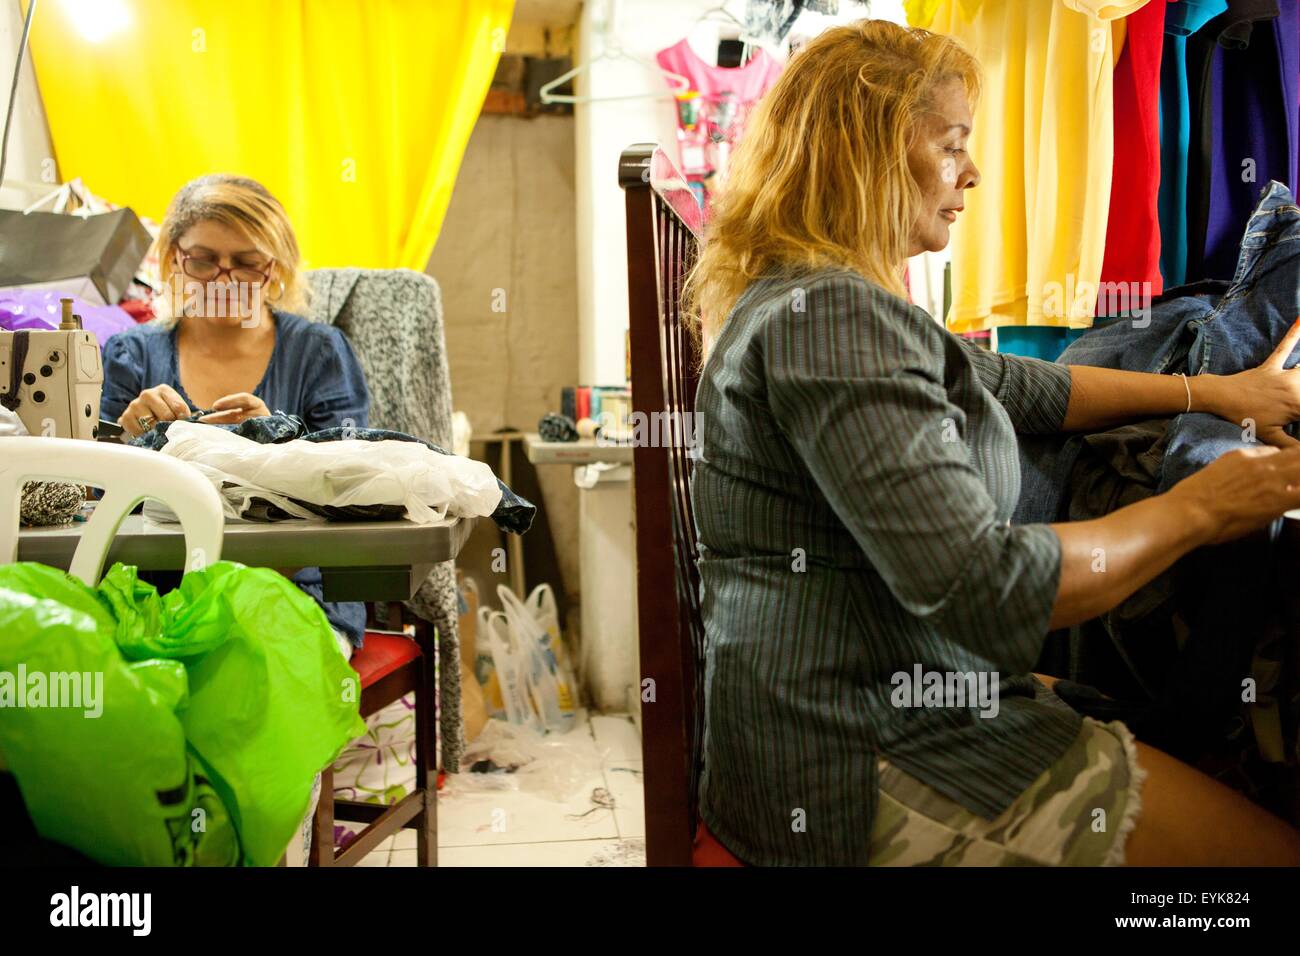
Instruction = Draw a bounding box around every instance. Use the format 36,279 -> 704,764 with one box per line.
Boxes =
445,718 -> 606,802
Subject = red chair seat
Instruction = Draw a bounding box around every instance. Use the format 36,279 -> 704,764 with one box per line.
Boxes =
351,632 -> 421,689
692,820 -> 746,867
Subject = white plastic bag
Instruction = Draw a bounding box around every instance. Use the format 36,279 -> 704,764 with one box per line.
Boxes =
144,457 -> 324,524
482,608 -> 543,734
158,421 -> 502,524
523,583 -> 577,696
498,583 -> 577,734
452,410 -> 472,458
474,605 -> 507,721
0,406 -> 29,436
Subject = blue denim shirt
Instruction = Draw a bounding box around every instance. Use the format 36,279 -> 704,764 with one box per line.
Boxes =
101,310 -> 370,432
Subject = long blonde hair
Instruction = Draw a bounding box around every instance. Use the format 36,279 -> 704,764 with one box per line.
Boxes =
685,20 -> 980,340
154,174 -> 309,322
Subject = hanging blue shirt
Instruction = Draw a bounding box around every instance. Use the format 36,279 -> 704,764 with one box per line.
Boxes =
1158,0 -> 1230,287
100,309 -> 372,645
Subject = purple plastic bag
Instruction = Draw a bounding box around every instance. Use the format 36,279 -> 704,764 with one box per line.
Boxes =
0,288 -> 136,349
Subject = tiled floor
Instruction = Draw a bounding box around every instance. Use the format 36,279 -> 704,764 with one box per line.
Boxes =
354,709 -> 645,867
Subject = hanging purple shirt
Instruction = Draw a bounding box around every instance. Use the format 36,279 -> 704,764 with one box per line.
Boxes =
1198,0 -> 1299,279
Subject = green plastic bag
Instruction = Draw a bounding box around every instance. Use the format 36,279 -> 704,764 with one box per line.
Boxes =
0,560 -> 366,866
0,564 -> 238,866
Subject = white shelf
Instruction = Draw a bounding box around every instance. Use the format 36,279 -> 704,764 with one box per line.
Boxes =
523,432 -> 635,466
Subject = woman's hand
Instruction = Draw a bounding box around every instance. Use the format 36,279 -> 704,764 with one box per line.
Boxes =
1167,444 -> 1300,546
1051,444 -> 1300,628
118,385 -> 191,438
1207,317 -> 1300,448
197,392 -> 271,425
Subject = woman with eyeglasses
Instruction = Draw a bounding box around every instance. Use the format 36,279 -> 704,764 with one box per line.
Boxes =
100,173 -> 371,654
102,173 -> 367,440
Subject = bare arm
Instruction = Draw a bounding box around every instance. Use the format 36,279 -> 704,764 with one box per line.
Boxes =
1048,493 -> 1211,628
1061,318 -> 1300,445
1047,445 -> 1300,629
1062,364 -> 1216,431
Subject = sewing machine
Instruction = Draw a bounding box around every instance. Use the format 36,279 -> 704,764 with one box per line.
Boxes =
0,298 -> 103,440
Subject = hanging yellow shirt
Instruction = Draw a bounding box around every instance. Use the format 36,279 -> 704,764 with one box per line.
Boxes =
905,0 -> 985,29
916,1 -> 1148,332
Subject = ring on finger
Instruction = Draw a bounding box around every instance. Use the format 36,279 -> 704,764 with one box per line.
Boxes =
137,414 -> 157,432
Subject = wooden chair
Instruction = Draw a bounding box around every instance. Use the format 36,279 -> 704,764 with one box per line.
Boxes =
619,144 -> 744,866
309,606 -> 438,867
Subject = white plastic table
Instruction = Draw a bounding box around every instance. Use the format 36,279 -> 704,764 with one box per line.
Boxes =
17,511 -> 475,602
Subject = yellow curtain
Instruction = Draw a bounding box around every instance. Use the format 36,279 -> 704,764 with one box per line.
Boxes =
25,0 -> 513,270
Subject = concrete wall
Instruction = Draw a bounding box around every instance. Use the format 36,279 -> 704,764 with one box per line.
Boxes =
427,111 -> 581,601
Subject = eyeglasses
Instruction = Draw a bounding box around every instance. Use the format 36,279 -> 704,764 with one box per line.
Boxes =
177,251 -> 275,285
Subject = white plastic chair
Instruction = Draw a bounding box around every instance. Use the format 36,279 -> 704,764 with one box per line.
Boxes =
0,437 -> 224,586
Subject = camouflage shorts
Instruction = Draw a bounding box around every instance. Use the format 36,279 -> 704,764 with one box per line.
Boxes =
868,717 -> 1145,866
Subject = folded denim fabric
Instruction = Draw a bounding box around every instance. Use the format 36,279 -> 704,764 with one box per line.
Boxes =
1019,180 -> 1300,523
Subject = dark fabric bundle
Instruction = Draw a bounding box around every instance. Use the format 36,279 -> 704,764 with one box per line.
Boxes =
537,412 -> 578,443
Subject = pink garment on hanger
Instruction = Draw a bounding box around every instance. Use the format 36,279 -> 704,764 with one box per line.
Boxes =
656,37 -> 784,204
656,36 -> 784,102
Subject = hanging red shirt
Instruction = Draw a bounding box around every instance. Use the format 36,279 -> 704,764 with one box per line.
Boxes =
1099,0 -> 1170,304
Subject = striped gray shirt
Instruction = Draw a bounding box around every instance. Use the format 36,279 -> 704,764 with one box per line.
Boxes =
692,269 -> 1082,866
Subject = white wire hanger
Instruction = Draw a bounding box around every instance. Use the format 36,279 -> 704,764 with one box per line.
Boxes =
539,0 -> 692,105
696,3 -> 749,36
539,42 -> 691,105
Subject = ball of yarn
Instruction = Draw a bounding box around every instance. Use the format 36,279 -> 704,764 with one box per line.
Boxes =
538,412 -> 579,443
575,416 -> 599,439
20,481 -> 84,527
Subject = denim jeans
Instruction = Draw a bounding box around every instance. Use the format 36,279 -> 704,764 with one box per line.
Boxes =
1016,180 -> 1300,522
1075,180 -> 1299,490
1014,182 -> 1300,760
